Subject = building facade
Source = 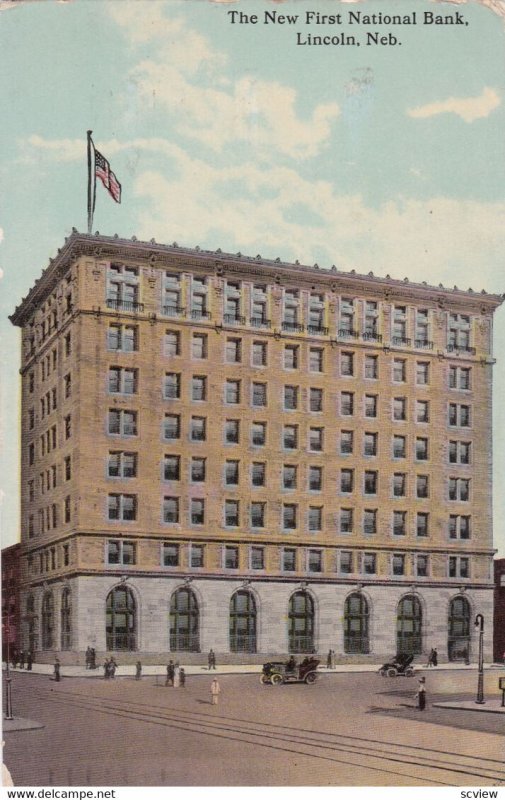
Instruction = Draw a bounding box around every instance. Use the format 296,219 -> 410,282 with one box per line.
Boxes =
1,544 -> 22,660
493,558 -> 505,662
10,231 -> 502,663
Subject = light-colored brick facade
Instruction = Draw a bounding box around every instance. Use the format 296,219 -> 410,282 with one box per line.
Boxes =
10,231 -> 502,664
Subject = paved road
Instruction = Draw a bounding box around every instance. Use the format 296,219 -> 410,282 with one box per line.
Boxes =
4,670 -> 505,787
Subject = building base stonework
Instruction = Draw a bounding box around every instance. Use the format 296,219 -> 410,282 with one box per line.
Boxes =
21,576 -> 493,666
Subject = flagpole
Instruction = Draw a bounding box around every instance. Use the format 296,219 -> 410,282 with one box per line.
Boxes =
87,130 -> 94,234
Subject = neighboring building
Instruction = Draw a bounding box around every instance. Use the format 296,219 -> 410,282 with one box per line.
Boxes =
9,230 -> 502,663
493,558 -> 505,662
1,544 -> 21,659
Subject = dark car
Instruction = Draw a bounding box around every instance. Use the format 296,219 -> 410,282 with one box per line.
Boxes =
379,653 -> 415,677
260,657 -> 320,685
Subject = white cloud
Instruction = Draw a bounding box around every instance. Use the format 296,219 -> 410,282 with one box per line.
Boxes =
408,87 -> 501,123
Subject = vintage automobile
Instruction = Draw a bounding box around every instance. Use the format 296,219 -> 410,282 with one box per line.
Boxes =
260,657 -> 320,685
378,653 -> 415,678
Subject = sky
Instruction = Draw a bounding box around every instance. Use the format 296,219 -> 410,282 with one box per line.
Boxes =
0,0 -> 504,555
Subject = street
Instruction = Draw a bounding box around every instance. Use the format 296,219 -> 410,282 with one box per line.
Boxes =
3,669 -> 505,786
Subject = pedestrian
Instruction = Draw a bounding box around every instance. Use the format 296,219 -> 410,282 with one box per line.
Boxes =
326,649 -> 332,669
179,667 -> 186,687
415,676 -> 426,711
54,658 -> 61,682
431,648 -> 438,667
463,647 -> 470,666
11,650 -> 18,670
330,649 -> 336,670
90,648 -> 97,670
210,678 -> 221,706
426,648 -> 435,668
165,660 -> 175,686
135,660 -> 142,680
109,657 -> 117,678
85,646 -> 92,669
19,650 -> 25,669
26,651 -> 33,671
173,662 -> 180,688
103,657 -> 110,679
208,649 -> 216,670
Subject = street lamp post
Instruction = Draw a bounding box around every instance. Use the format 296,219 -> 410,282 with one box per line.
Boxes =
474,613 -> 485,705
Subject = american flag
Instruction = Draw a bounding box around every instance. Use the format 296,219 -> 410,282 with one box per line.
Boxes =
95,148 -> 121,204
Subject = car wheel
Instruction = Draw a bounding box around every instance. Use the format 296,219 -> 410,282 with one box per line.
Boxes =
271,673 -> 283,685
304,672 -> 317,684
260,674 -> 269,684
387,668 -> 397,678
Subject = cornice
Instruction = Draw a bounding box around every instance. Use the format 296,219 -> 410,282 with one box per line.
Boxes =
10,230 -> 504,327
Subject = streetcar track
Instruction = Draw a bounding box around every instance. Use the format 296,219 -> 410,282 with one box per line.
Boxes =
29,687 -> 505,786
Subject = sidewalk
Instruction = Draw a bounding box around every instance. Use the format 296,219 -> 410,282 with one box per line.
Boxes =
4,662 -> 503,679
433,698 -> 505,714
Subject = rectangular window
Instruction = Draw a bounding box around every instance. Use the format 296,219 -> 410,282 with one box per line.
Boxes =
191,545 -> 204,569
251,421 -> 265,446
225,500 -> 239,527
192,333 -> 208,359
309,348 -> 323,372
416,555 -> 428,578
64,496 -> 71,523
393,435 -> 406,459
283,464 -> 297,489
416,362 -> 430,385
250,546 -> 264,570
416,475 -> 429,499
225,460 -> 239,486
108,452 -> 137,479
252,341 -> 267,366
252,382 -> 267,407
364,471 -> 378,495
163,543 -> 179,567
164,331 -> 180,357
309,388 -> 323,412
64,373 -> 72,398
191,499 -> 205,525
393,359 -> 406,383
192,376 -> 207,402
341,469 -> 354,494
191,417 -> 206,441
284,385 -> 298,410
107,539 -> 136,566
416,400 -> 430,423
226,338 -> 241,363
393,397 -> 407,421
340,508 -> 353,533
109,367 -> 137,395
417,512 -> 429,537
416,437 -> 429,461
107,325 -> 138,352
309,466 -> 322,492
163,414 -> 180,440
393,511 -> 406,536
284,345 -> 299,370
364,432 -> 377,457
449,441 -> 471,465
283,504 -> 297,530
341,352 -> 354,377
309,427 -> 323,452
449,478 -> 470,502
392,554 -> 405,576
308,549 -> 322,572
448,313 -> 471,350
191,458 -> 206,482
251,502 -> 265,528
340,551 -> 353,574
251,462 -> 266,487
224,546 -> 239,570
108,494 -> 137,521
163,497 -> 179,524
341,392 -> 354,416
449,556 -> 470,579
308,507 -> 322,532
364,509 -> 377,535
164,455 -> 180,481
226,419 -> 240,444
363,553 -> 376,575
364,355 -> 378,379
364,395 -> 377,418
164,373 -> 180,399
283,425 -> 298,449
449,403 -> 471,427
340,430 -> 353,455
449,514 -> 471,539
282,548 -> 296,572
65,415 -> 72,439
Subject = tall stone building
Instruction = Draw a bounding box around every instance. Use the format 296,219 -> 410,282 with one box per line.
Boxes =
10,231 -> 502,663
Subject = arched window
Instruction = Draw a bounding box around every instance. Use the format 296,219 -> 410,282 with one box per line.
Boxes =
448,596 -> 471,662
106,586 -> 137,651
396,594 -> 422,655
344,593 -> 370,654
41,592 -> 54,650
61,588 -> 72,650
230,591 -> 257,653
288,591 -> 314,654
169,588 -> 199,652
